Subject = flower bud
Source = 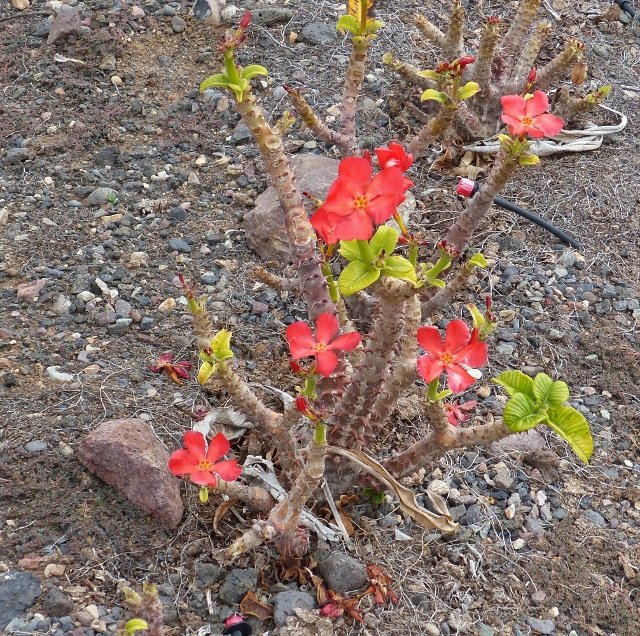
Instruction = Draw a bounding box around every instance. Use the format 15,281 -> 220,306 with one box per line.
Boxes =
571,62 -> 587,85
456,178 -> 476,198
295,395 -> 309,413
527,68 -> 537,85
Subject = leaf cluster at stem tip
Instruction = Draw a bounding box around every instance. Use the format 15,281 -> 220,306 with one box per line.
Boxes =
493,370 -> 593,463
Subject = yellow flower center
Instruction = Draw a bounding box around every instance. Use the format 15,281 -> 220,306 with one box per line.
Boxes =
353,195 -> 368,210
441,352 -> 455,366
198,459 -> 213,471
313,343 -> 327,352
521,116 -> 534,127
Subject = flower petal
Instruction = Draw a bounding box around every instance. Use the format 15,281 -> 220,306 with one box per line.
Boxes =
525,90 -> 550,117
500,113 -> 524,128
501,94 -> 526,118
212,459 -> 242,482
446,364 -> 476,393
454,341 -> 488,368
168,449 -> 198,476
338,155 -> 372,186
533,113 -> 564,137
183,430 -> 206,461
206,431 -> 231,462
310,207 -> 340,244
190,470 -> 218,486
333,209 -> 375,241
417,355 -> 444,383
315,313 -> 339,345
444,320 -> 472,354
315,350 -> 339,376
328,330 -> 361,352
417,326 -> 444,355
286,321 -> 316,359
367,166 -> 406,197
365,192 -> 404,225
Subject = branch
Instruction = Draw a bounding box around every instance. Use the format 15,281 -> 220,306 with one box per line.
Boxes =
470,19 -> 501,96
408,105 -> 459,158
415,14 -> 446,50
382,52 -> 431,89
500,0 -> 542,70
534,39 -> 584,92
507,22 -> 551,91
444,0 -> 466,60
339,40 -> 370,155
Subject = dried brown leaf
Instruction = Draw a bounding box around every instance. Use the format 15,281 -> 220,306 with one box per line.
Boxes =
213,497 -> 240,535
239,590 -> 273,620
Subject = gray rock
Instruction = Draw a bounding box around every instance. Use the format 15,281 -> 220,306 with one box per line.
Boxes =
87,188 -> 119,206
525,517 -> 545,534
0,571 -> 42,629
464,504 -> 486,525
95,308 -> 117,326
492,463 -> 515,490
107,318 -> 132,334
25,440 -> 48,453
478,624 -> 495,636
2,147 -> 31,165
273,590 -> 316,627
52,294 -> 73,316
194,562 -> 223,587
168,238 -> 191,253
252,6 -> 294,26
299,22 -> 337,45
582,509 -> 607,527
114,299 -> 132,319
201,271 -> 219,285
448,505 -> 467,522
231,122 -> 252,144
43,587 -> 74,617
47,4 -> 81,44
17,278 -> 49,301
171,16 -> 186,32
77,418 -> 184,528
317,553 -> 368,595
526,617 -> 556,634
218,569 -> 259,605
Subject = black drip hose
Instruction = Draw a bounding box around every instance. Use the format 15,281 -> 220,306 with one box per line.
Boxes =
614,0 -> 636,17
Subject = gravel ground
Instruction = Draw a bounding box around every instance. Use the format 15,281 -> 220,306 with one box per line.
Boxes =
1,0 -> 639,634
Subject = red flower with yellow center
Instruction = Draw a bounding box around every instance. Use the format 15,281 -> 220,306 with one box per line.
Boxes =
417,319 -> 488,393
168,430 -> 242,487
500,91 -> 564,139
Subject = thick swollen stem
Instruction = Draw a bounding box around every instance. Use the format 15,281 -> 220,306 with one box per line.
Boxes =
508,22 -> 551,90
226,437 -> 327,558
382,53 -> 431,89
216,364 -> 302,479
534,40 -> 584,92
284,87 -> 350,149
340,40 -> 370,155
408,105 -> 458,158
214,479 -> 275,513
553,89 -> 601,122
382,418 -> 512,478
444,148 -> 519,252
444,0 -> 465,60
471,20 -> 501,95
234,90 -> 335,322
415,14 -> 446,49
253,265 -> 298,293
500,0 -> 542,70
453,104 -> 484,141
422,260 -> 479,316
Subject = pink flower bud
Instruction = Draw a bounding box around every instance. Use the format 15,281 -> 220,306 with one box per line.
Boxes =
295,395 -> 308,413
239,11 -> 251,30
527,68 -> 537,85
456,178 -> 476,198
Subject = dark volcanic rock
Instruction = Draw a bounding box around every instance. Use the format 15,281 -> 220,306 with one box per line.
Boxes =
0,570 -> 42,629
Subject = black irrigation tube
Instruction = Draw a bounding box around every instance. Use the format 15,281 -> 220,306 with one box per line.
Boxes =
614,0 -> 636,17
456,179 -> 582,250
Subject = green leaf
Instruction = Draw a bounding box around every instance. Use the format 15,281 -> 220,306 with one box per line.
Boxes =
420,89 -> 448,104
545,405 -> 593,464
209,329 -> 234,361
493,370 -> 535,398
365,18 -> 385,34
338,260 -> 380,296
197,360 -> 217,385
241,64 -> 269,80
370,225 -> 398,258
338,239 -> 363,263
200,73 -> 230,92
336,14 -> 360,33
503,393 -> 547,431
532,373 -> 570,407
519,153 -> 540,166
456,81 -> 480,100
467,252 -> 487,269
416,69 -> 438,80
228,81 -> 248,101
381,255 -> 417,282
125,619 -> 149,635
198,486 -> 209,504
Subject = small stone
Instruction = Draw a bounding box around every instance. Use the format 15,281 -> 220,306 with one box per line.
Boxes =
394,528 -> 412,541
201,271 -> 219,286
168,238 -> 191,253
25,440 -> 48,453
476,385 -> 491,399
448,505 -> 467,522
533,490 -> 547,506
299,21 -> 337,45
43,587 -> 74,617
427,479 -> 450,496
75,610 -> 94,627
52,294 -> 73,316
504,504 -> 516,519
158,298 -> 176,311
317,553 -> 368,595
87,187 -> 119,206
44,563 -> 65,578
424,624 -> 440,636
171,15 -> 186,32
582,509 -> 607,527
252,301 -> 269,314
531,590 -> 546,605
111,75 -> 123,86
218,568 -> 259,605
128,251 -> 149,267
512,538 -> 525,550
194,562 -> 223,586
114,299 -> 132,318
46,366 -> 75,383
274,590 -> 316,627
526,617 -> 556,634
108,318 -> 132,334
17,278 -> 49,301
464,504 -> 486,525
492,463 -> 515,490
195,155 -> 207,167
77,291 -> 95,302
84,604 -> 100,620
82,364 -> 101,376
131,6 -> 145,18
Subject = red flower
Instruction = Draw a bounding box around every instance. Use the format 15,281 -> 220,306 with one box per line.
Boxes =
168,431 -> 242,487
375,142 -> 413,172
285,313 -> 361,376
417,320 -> 488,393
149,352 -> 192,386
444,399 -> 477,426
500,91 -> 564,139
310,156 -> 410,243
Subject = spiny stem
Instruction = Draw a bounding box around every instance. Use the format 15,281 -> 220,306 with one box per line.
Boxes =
534,39 -> 584,92
415,13 -> 446,49
444,0 -> 465,59
340,39 -> 370,155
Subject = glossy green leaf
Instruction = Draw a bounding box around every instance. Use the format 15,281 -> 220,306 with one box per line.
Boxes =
338,260 -> 380,296
381,255 -> 417,282
365,18 -> 385,34
545,405 -> 593,464
416,69 -> 438,80
420,89 -> 448,103
493,370 -> 535,398
467,252 -> 487,269
241,64 -> 269,80
503,393 -> 547,431
532,373 -> 570,407
338,239 -> 363,263
209,329 -> 234,361
519,153 -> 540,166
200,73 -> 230,92
336,14 -> 360,33
197,361 -> 217,385
126,619 -> 149,635
457,81 -> 480,100
370,225 -> 398,258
